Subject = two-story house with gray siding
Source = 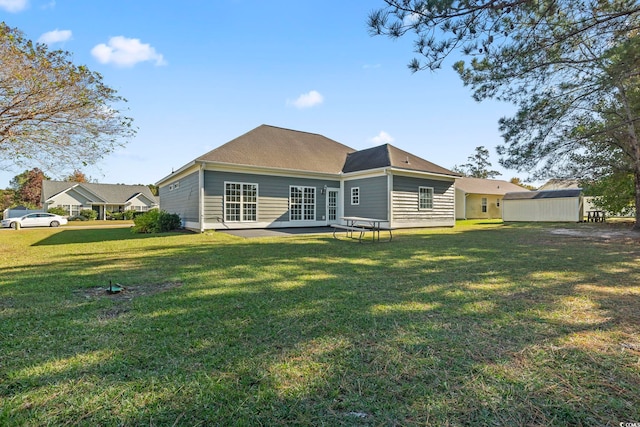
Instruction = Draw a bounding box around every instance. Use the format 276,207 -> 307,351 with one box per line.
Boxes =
156,125 -> 460,232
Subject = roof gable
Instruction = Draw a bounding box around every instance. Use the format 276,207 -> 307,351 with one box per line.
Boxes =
538,179 -> 581,190
196,124 -> 356,174
456,177 -> 529,195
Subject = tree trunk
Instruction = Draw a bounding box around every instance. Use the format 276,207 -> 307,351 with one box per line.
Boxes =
635,168 -> 640,231
617,84 -> 640,231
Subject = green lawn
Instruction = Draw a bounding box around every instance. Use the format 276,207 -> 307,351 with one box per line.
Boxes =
1,221 -> 639,426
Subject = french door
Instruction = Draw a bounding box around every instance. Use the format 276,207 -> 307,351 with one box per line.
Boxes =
326,189 -> 339,223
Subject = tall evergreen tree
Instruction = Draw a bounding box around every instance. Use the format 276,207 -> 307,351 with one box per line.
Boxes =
369,1 -> 640,228
453,146 -> 501,179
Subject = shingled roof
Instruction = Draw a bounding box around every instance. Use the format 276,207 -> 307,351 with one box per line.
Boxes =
195,125 -> 356,174
342,144 -> 459,176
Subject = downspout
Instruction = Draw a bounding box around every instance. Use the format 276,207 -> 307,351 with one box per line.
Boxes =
199,162 -> 205,233
386,168 -> 393,228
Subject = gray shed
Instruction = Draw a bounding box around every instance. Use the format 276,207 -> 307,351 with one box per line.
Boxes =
502,189 -> 583,222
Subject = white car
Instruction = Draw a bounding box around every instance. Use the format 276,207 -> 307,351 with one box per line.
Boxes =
1,213 -> 68,229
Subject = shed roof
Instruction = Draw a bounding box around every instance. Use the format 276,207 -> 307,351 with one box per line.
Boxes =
455,177 -> 529,195
503,189 -> 582,200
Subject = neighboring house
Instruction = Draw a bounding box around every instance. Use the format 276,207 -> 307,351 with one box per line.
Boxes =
42,181 -> 159,219
156,124 -> 460,232
502,189 -> 583,222
455,177 -> 529,219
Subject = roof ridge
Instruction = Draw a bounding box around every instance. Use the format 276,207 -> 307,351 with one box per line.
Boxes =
260,124 -> 329,139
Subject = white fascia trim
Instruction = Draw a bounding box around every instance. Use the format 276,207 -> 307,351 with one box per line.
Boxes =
388,168 -> 458,182
341,168 -> 388,180
202,161 -> 341,180
125,192 -> 143,203
156,161 -> 198,186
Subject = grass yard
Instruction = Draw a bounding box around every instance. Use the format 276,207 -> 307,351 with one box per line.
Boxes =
1,221 -> 639,426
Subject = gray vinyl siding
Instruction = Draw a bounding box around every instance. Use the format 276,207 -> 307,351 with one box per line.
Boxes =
392,176 -> 455,223
159,171 -> 200,223
203,171 -> 339,225
343,176 -> 388,219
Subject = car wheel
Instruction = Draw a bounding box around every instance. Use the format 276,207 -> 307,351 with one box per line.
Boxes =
10,222 -> 18,229
50,221 -> 60,227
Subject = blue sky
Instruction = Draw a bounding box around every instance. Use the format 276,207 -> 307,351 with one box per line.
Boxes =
0,0 -> 526,188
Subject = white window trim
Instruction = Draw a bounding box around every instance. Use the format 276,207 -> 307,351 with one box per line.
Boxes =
351,187 -> 360,205
419,186 -> 434,210
224,181 -> 258,222
289,185 -> 316,221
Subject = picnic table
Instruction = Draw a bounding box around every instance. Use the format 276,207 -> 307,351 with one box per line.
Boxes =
331,216 -> 392,243
587,210 -> 606,222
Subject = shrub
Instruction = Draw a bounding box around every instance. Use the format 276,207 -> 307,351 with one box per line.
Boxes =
158,211 -> 182,232
123,210 -> 136,220
48,206 -> 68,216
132,210 -> 181,233
79,209 -> 98,220
107,211 -> 124,220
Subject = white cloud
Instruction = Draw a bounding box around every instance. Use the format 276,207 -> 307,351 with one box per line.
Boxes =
91,36 -> 166,67
288,90 -> 324,109
404,12 -> 420,25
38,29 -> 72,45
0,0 -> 28,12
363,63 -> 381,69
370,131 -> 394,145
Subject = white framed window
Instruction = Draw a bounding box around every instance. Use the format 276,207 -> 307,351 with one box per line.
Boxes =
496,199 -> 500,207
56,204 -> 81,216
481,197 -> 488,213
290,186 -> 315,221
225,182 -> 258,222
351,187 -> 360,205
419,187 -> 434,210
